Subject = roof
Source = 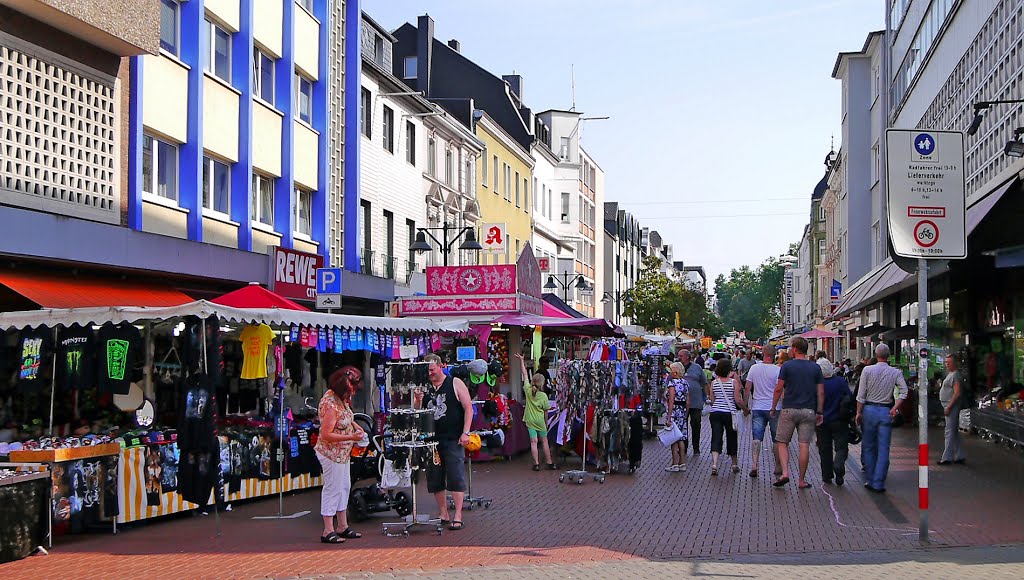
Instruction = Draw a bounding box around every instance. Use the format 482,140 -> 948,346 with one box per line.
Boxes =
0,270 -> 193,309
362,11 -> 397,43
542,293 -> 587,318
812,174 -> 829,200
831,30 -> 884,78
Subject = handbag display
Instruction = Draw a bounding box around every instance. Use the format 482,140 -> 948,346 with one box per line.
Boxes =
658,421 -> 684,447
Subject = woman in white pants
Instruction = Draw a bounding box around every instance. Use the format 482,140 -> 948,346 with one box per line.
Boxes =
314,366 -> 365,544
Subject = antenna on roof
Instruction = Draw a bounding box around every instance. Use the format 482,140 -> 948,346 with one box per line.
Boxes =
570,64 -> 576,111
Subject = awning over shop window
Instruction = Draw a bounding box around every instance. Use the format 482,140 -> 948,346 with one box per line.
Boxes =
0,270 -> 193,308
966,178 -> 1018,236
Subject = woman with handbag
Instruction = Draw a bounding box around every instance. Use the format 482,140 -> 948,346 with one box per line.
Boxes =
708,358 -> 746,475
664,362 -> 690,472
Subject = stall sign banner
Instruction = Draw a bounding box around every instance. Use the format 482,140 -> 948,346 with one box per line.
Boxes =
333,330 -> 343,353
304,327 -> 318,348
290,325 -> 299,343
318,328 -> 327,351
399,344 -> 418,360
269,247 -> 324,300
399,295 -> 520,315
480,223 -> 507,253
431,333 -> 441,351
426,265 -> 517,296
327,329 -> 335,351
299,326 -> 310,346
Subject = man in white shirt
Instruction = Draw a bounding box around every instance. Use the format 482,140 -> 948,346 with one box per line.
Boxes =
743,345 -> 782,478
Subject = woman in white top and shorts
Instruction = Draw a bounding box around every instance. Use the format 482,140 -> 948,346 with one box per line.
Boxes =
707,358 -> 747,475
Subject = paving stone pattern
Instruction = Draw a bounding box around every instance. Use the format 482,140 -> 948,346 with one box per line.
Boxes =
2,419 -> 1023,579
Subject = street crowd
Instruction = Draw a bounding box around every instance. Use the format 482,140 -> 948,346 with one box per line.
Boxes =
661,337 -> 967,492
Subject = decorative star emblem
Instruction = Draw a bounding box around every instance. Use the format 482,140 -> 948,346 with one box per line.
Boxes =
460,269 -> 482,292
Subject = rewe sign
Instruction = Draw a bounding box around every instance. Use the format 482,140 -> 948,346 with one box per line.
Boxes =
270,247 -> 323,300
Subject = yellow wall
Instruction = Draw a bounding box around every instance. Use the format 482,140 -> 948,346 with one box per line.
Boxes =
142,55 -> 188,142
203,216 -> 239,248
293,7 -> 320,80
203,76 -> 240,162
293,120 -> 318,189
475,123 -> 532,264
205,0 -> 240,31
253,0 -> 283,58
142,200 -> 187,239
253,100 -> 283,177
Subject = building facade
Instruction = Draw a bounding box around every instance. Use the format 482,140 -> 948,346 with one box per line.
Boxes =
602,202 -> 642,325
474,111 -> 534,264
532,139 -> 576,281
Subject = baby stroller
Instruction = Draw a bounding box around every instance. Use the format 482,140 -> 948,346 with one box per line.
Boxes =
346,412 -> 412,522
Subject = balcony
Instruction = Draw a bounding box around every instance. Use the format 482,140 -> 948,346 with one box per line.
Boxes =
3,0 -> 159,55
361,251 -> 410,282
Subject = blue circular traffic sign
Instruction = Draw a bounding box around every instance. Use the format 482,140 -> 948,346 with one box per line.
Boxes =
914,133 -> 935,156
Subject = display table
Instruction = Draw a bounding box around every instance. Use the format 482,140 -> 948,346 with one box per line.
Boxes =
972,407 -> 1024,446
9,444 -> 120,535
117,446 -> 323,523
0,466 -> 50,563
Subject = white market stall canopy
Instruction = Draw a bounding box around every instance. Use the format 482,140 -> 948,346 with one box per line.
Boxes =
0,300 -> 468,333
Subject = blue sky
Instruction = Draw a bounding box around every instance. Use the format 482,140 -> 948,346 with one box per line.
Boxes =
364,0 -> 883,286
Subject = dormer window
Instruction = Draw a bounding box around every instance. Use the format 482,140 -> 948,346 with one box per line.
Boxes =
404,56 -> 417,79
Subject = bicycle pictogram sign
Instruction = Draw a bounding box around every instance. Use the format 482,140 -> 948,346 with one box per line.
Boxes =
914,220 -> 939,248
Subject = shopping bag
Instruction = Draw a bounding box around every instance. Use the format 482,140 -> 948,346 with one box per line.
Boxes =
731,411 -> 741,432
381,459 -> 411,489
658,422 -> 684,447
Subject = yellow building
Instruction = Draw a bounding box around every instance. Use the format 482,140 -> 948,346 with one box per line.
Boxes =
475,112 -> 535,264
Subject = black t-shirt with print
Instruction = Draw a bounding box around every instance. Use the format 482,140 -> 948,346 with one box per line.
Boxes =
56,324 -> 95,391
17,326 -> 52,393
96,323 -> 142,395
178,373 -> 218,453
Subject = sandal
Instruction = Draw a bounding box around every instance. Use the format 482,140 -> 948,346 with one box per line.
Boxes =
749,469 -> 759,478
798,482 -> 813,490
339,527 -> 362,539
320,532 -> 345,544
532,464 -> 541,471
772,476 -> 790,487
448,520 -> 464,530
711,466 -> 718,476
546,463 -> 558,470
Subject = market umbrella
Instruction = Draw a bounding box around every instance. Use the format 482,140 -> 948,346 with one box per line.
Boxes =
211,283 -> 309,311
542,301 -> 573,319
799,328 -> 840,339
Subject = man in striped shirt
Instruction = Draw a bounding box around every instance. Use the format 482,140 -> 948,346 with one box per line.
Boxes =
855,344 -> 908,493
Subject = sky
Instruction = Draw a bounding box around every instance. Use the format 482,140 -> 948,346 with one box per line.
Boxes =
363,0 -> 883,286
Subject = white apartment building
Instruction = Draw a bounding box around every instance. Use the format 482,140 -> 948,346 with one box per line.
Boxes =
793,224 -> 813,332
531,139 -> 576,280
602,202 -> 643,325
358,15 -> 483,287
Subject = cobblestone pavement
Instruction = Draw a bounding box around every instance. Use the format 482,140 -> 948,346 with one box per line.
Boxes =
3,420 -> 1023,579
319,544 -> 1024,579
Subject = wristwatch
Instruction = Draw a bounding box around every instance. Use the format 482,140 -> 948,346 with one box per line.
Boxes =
462,431 -> 471,436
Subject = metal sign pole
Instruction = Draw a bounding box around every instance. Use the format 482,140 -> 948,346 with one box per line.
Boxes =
917,259 -> 929,543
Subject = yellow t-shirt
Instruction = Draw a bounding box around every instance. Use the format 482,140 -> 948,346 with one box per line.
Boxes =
239,324 -> 275,379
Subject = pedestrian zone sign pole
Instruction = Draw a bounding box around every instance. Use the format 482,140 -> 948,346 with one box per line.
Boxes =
885,129 -> 967,543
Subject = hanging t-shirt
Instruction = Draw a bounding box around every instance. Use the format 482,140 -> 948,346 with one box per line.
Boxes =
178,373 -> 218,452
56,324 -> 94,391
239,324 -> 275,379
183,315 -> 223,384
97,323 -> 142,395
17,327 -> 51,392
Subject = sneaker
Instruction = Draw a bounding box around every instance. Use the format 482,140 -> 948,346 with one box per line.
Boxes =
732,465 -> 740,473
665,465 -> 677,472
678,464 -> 687,472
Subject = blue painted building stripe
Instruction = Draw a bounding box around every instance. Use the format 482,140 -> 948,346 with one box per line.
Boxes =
312,0 -> 330,264
127,56 -> 143,231
274,0 -> 296,249
233,0 -> 255,251
343,0 -> 361,272
180,0 -> 204,241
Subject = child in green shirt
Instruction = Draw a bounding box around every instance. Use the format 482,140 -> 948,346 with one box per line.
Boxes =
517,353 -> 556,471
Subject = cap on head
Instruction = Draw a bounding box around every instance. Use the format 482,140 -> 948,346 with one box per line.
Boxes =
817,358 -> 835,379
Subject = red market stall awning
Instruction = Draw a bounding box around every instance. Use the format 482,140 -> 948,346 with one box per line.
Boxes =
542,301 -> 573,319
212,283 -> 309,311
493,314 -> 623,337
0,270 -> 193,308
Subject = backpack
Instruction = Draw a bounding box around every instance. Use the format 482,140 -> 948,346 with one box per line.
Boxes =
838,388 -> 856,422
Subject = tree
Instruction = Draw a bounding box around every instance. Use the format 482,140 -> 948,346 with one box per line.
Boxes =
623,256 -> 713,333
713,257 -> 787,341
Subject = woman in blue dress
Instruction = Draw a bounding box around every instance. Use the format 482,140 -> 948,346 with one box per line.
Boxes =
665,362 -> 690,472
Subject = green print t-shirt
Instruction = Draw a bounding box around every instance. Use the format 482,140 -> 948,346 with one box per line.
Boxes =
97,323 -> 142,395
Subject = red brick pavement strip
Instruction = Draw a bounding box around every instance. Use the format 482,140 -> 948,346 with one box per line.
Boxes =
3,419 -> 1023,579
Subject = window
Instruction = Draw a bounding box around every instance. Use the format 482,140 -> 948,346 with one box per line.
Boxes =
254,48 -> 274,104
463,159 -> 472,193
382,106 -> 394,153
872,221 -> 881,265
359,200 -> 371,252
427,137 -> 436,176
160,0 -> 179,55
515,171 -> 520,207
533,178 -> 538,212
373,35 -> 384,67
360,87 -> 371,138
294,187 -> 312,236
405,121 -> 416,165
407,219 -> 417,269
445,149 -> 453,185
559,136 -> 569,160
817,239 -> 826,263
481,146 -> 488,186
871,143 -> 880,184
547,186 -> 552,218
251,173 -> 274,226
403,56 -> 417,79
297,0 -> 313,12
296,75 -> 312,123
503,165 -> 511,201
561,192 -> 570,222
204,18 -> 231,81
818,204 -> 826,221
383,210 -> 394,258
523,177 -> 529,212
142,134 -> 178,201
492,156 -> 499,194
202,156 -> 230,214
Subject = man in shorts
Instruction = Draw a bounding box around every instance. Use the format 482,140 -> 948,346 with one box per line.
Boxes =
413,353 -> 474,530
743,345 -> 782,478
770,337 -> 824,489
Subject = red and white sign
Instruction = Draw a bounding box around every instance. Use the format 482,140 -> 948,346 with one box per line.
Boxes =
270,247 -> 323,300
480,223 -> 507,253
914,220 -> 939,248
537,256 -> 551,272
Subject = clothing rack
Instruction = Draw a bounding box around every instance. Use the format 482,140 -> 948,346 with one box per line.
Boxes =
447,417 -> 496,510
381,441 -> 443,537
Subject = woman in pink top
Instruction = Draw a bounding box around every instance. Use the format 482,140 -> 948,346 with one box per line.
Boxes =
315,366 -> 365,544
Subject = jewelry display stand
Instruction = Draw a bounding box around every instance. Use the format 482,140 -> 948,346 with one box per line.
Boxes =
381,441 -> 442,537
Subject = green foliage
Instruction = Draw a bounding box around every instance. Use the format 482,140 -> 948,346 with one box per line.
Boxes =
623,255 -> 713,333
713,257 -> 787,341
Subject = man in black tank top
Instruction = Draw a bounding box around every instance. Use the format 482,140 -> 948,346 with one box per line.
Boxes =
414,353 -> 474,530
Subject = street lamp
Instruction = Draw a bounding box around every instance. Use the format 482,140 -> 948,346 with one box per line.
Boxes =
1004,127 -> 1024,158
601,290 -> 626,323
409,221 -> 482,267
544,272 -> 589,303
967,99 -> 1024,136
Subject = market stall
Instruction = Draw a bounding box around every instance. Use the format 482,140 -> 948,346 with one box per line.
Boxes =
0,298 -> 467,528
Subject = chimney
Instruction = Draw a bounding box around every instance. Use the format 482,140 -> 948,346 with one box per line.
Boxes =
447,39 -> 460,52
502,74 -> 523,102
417,14 -> 434,97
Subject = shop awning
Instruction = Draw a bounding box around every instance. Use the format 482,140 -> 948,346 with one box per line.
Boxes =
542,301 -> 573,319
541,293 -> 587,318
0,300 -> 468,333
0,270 -> 193,308
492,314 -> 623,337
966,177 -> 1018,235
212,284 -> 309,311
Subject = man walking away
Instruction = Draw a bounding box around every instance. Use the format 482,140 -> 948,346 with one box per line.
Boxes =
771,337 -> 824,489
678,349 -> 709,456
855,344 -> 908,493
744,346 -> 782,478
815,359 -> 852,485
938,355 -> 966,465
738,350 -> 755,383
